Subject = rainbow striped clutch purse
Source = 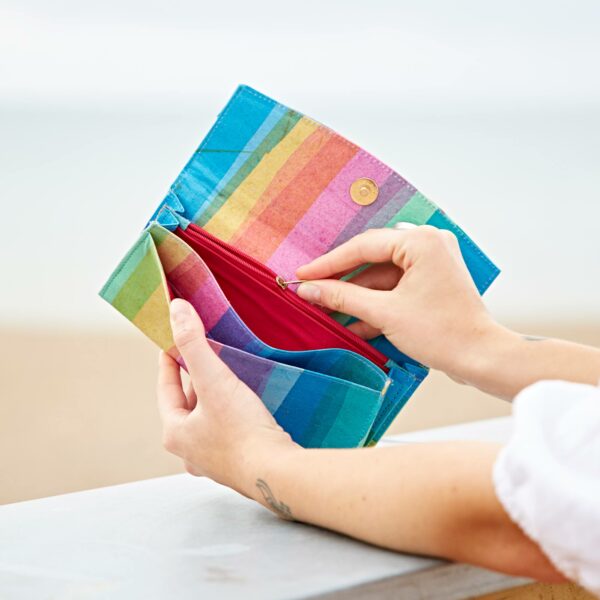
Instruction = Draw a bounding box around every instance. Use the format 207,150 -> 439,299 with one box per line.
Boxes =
100,85 -> 499,448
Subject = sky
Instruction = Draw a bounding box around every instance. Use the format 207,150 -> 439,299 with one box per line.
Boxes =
0,0 -> 598,330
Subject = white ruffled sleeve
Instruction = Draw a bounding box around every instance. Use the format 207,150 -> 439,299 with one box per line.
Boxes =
493,380 -> 600,594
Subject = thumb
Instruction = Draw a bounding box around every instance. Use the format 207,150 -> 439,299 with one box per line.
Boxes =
297,280 -> 386,328
169,298 -> 238,404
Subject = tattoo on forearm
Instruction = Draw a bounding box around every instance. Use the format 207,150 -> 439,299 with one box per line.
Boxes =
256,479 -> 293,520
523,335 -> 547,342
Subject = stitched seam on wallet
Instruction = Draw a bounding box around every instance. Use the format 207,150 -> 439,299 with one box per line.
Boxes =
194,86 -> 249,154
380,371 -> 418,423
371,371 -> 422,441
171,85 -> 249,199
377,365 -> 418,421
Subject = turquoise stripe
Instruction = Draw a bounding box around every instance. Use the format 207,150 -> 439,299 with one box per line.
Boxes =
321,385 -> 381,448
99,233 -> 152,303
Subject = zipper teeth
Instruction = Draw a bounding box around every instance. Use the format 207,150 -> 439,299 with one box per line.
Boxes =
178,224 -> 388,369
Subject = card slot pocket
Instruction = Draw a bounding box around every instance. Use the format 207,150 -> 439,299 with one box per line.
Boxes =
206,338 -> 383,448
151,223 -> 388,392
176,222 -> 389,371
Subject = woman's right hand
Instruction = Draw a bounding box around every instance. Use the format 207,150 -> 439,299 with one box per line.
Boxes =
296,225 -> 503,384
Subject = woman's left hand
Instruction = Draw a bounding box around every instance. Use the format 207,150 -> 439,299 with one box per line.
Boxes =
157,298 -> 297,496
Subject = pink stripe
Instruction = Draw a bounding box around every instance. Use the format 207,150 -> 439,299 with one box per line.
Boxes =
166,252 -> 229,331
266,153 -> 392,279
188,277 -> 229,332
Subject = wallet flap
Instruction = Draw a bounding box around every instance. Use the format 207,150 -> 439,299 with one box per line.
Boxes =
153,85 -> 499,294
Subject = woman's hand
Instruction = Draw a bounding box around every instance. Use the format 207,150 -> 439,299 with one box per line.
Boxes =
297,225 -> 600,399
296,225 -> 502,381
157,298 -> 297,497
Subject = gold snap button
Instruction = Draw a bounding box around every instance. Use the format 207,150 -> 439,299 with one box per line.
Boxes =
350,178 -> 379,206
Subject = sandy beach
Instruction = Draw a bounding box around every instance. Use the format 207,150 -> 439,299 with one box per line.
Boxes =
2,320 -> 598,505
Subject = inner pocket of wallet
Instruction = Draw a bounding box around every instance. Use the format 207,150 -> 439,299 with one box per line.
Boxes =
175,223 -> 389,371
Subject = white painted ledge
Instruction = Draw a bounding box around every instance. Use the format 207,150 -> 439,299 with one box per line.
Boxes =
0,417 -> 526,599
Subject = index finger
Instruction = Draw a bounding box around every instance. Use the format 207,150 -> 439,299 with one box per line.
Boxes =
296,228 -> 403,280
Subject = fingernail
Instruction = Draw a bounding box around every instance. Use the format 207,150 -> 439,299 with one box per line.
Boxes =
170,298 -> 191,328
297,283 -> 321,304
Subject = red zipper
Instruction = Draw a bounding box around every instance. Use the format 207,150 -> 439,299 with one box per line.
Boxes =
177,223 -> 389,371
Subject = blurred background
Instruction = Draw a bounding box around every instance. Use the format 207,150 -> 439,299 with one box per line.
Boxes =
1,0 -> 598,504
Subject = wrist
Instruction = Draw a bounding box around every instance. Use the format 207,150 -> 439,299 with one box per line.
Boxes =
234,433 -> 302,503
446,319 -> 519,395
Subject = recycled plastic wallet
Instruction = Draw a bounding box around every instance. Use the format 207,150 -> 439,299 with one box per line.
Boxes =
100,85 -> 499,449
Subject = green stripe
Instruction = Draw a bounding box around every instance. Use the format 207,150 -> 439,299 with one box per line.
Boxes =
110,241 -> 163,320
197,109 -> 303,224
148,223 -> 171,246
386,191 -> 436,227
100,233 -> 153,303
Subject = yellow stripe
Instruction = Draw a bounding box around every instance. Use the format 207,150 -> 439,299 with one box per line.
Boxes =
153,231 -> 191,274
132,284 -> 174,351
204,117 -> 319,241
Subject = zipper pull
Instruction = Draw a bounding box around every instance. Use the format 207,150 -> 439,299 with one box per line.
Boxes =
275,276 -> 306,290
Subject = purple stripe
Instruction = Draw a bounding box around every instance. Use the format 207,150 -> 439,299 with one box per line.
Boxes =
208,308 -> 254,350
218,345 -> 274,396
363,179 -> 416,230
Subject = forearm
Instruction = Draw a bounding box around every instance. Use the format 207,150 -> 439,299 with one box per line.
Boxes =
241,440 -> 563,581
454,324 -> 600,400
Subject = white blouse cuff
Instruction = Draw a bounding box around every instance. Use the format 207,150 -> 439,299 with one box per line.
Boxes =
493,380 -> 600,595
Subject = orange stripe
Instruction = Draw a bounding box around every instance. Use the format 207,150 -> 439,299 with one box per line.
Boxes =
132,284 -> 174,351
234,134 -> 358,262
230,125 -> 333,246
204,117 -> 320,242
154,233 -> 193,274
